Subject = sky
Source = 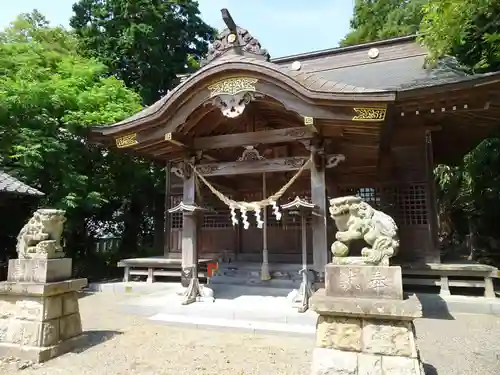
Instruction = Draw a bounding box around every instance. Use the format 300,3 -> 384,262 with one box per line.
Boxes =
0,0 -> 354,58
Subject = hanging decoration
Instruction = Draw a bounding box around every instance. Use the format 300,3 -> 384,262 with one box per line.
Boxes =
189,156 -> 312,230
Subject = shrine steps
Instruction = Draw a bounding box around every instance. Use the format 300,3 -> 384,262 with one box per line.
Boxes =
210,262 -> 303,290
119,283 -> 318,337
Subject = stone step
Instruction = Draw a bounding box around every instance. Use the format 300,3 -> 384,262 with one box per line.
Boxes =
216,262 -> 304,281
209,275 -> 301,289
121,300 -> 319,326
148,312 -> 317,337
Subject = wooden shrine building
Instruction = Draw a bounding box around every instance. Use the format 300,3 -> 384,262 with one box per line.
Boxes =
89,10 -> 500,294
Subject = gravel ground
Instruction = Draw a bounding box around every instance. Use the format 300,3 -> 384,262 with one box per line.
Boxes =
1,292 -> 499,375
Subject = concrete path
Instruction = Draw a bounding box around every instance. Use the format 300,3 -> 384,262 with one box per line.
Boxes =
102,281 -> 500,336
119,284 -> 317,336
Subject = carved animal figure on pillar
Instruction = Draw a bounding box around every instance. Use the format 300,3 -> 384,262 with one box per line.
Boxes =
329,196 -> 399,266
16,209 -> 66,259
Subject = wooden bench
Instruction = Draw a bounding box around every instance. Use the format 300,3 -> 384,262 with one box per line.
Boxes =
117,256 -> 215,283
401,263 -> 498,298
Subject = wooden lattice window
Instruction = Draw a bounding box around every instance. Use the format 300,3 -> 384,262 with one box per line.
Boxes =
338,184 -> 428,226
202,204 -> 233,228
170,195 -> 183,229
337,187 -> 381,208
396,184 -> 428,225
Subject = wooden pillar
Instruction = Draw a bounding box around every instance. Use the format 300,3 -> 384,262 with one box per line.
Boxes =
425,132 -> 440,263
310,147 -> 328,279
164,162 -> 172,257
181,161 -> 199,287
261,173 -> 271,280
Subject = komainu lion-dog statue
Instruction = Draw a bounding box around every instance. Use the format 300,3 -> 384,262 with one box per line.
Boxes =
329,196 -> 399,266
16,209 -> 66,259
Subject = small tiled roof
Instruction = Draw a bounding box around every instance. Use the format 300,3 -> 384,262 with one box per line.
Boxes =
0,171 -> 44,196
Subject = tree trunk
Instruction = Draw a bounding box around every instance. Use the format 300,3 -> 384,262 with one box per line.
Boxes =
120,194 -> 142,258
466,220 -> 478,261
153,190 -> 165,255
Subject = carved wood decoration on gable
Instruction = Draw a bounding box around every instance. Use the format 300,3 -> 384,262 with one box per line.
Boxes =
208,77 -> 260,118
201,9 -> 270,67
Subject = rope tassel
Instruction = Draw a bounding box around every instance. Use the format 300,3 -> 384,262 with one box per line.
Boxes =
189,156 -> 312,229
230,204 -> 239,226
270,200 -> 281,221
254,207 -> 264,228
241,207 -> 249,229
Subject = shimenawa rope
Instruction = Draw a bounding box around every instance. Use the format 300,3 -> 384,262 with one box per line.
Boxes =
189,156 -> 312,229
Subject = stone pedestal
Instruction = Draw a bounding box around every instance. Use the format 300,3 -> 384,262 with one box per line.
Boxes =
310,264 -> 425,375
7,258 -> 72,283
0,259 -> 87,363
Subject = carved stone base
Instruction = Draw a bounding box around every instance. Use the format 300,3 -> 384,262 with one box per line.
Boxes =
310,291 -> 424,375
325,264 -> 403,300
180,267 -> 193,288
291,269 -> 314,313
182,277 -> 214,305
0,334 -> 87,363
7,258 -> 72,283
260,261 -> 271,281
0,277 -> 87,363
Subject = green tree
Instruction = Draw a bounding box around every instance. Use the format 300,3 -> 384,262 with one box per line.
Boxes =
421,0 -> 500,72
341,0 -> 426,46
0,12 -> 147,275
70,1 -> 215,257
70,0 -> 215,105
342,0 -> 500,264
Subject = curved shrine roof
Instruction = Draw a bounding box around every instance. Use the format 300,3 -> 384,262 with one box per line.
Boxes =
102,54 -> 389,130
90,10 -> 500,137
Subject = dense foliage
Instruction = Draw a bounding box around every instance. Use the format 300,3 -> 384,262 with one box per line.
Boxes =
0,12 -> 146,277
341,0 -> 426,47
70,0 -> 215,105
1,0 -> 213,280
343,0 -> 500,264
1,1 -> 499,279
69,0 -> 215,270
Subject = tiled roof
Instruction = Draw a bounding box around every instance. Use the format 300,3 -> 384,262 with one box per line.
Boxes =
308,55 -> 478,91
0,171 -> 44,196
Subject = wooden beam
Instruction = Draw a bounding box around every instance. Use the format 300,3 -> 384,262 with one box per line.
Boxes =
194,156 -> 310,176
378,105 -> 396,172
191,153 -> 344,176
164,132 -> 190,148
193,127 -> 315,150
221,8 -> 238,34
303,116 -> 318,133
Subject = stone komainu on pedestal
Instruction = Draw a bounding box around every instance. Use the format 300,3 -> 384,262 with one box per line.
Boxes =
0,209 -> 87,363
309,196 -> 425,375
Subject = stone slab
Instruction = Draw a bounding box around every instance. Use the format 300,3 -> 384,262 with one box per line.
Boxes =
310,289 -> 422,320
7,258 -> 72,283
362,320 -> 414,357
358,353 -> 382,375
62,292 -> 80,316
311,347 -> 358,375
325,264 -> 403,300
382,355 -> 424,375
0,317 -> 60,347
0,334 -> 86,363
316,316 -> 362,351
0,278 -> 87,297
59,313 -> 82,341
0,294 -> 63,321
